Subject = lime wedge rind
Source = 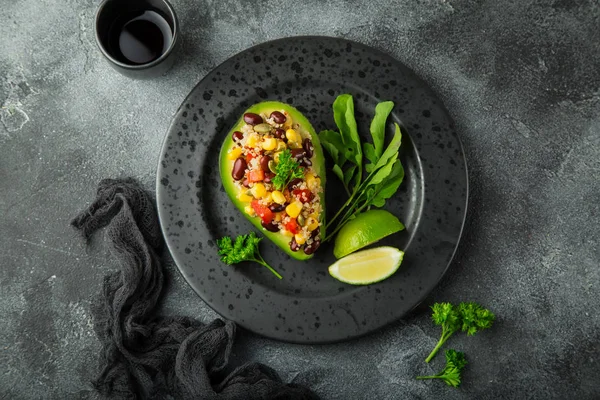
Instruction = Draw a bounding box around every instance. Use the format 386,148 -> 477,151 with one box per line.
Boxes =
333,210 -> 404,259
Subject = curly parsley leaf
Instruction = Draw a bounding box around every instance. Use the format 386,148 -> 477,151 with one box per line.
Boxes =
425,302 -> 462,363
458,302 -> 496,336
271,149 -> 304,191
425,302 -> 495,362
217,232 -> 282,279
417,349 -> 467,388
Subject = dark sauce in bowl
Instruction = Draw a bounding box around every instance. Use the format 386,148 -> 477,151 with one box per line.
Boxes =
107,9 -> 173,65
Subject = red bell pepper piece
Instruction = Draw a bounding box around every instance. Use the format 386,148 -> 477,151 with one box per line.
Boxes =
251,200 -> 274,224
285,218 -> 300,234
247,169 -> 265,182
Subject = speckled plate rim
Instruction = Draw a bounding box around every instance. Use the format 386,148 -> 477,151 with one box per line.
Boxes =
156,36 -> 469,344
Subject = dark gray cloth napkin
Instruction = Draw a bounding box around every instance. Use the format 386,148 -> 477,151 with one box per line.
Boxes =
72,178 -> 319,400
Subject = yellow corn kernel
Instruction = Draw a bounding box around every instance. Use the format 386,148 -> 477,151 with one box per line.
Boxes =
262,137 -> 277,151
276,140 -> 287,151
285,129 -> 301,144
305,173 -> 316,189
306,217 -> 319,231
283,114 -> 293,129
274,212 -> 283,222
237,192 -> 253,202
287,140 -> 302,149
285,201 -> 303,218
294,233 -> 307,245
280,229 -> 293,237
272,190 -> 286,204
227,147 -> 243,160
251,183 -> 267,198
246,134 -> 259,148
263,192 -> 273,203
244,205 -> 255,216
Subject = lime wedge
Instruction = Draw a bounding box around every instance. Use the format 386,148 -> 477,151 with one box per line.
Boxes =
328,246 -> 404,285
333,209 -> 404,258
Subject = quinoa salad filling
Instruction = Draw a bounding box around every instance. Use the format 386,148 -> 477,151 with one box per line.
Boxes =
226,109 -> 323,255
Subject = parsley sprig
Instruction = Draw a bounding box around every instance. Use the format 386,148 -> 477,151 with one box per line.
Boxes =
272,148 -> 304,191
217,232 -> 282,279
417,349 -> 467,387
425,302 -> 495,363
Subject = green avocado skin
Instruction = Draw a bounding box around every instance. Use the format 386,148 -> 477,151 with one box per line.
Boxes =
219,101 -> 326,260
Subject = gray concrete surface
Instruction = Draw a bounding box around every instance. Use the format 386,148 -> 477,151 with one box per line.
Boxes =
1,0 -> 599,398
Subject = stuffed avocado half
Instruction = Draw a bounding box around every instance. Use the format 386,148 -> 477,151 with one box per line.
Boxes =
219,102 -> 326,260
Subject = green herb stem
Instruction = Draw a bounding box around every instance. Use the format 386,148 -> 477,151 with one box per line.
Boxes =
425,328 -> 455,363
325,167 -> 378,230
325,189 -> 360,229
256,256 -> 283,279
323,200 -> 369,242
342,182 -> 352,197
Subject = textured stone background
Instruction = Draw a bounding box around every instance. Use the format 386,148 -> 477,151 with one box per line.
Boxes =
1,0 -> 599,399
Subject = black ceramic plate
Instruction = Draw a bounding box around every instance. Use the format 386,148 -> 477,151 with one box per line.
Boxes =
156,36 -> 468,343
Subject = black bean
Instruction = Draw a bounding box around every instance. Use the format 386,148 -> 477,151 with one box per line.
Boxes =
273,128 -> 287,141
291,148 -> 306,161
311,227 -> 320,238
261,220 -> 279,232
268,203 -> 285,212
263,171 -> 275,183
232,157 -> 247,181
232,131 -> 243,142
289,237 -> 300,252
288,178 -> 302,190
260,155 -> 272,172
270,111 -> 286,124
304,239 -> 320,255
301,158 -> 312,167
303,138 -> 314,158
244,113 -> 263,125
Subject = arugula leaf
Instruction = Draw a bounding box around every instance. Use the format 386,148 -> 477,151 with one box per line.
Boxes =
367,152 -> 398,187
319,129 -> 352,195
333,94 -> 362,165
363,143 -> 377,172
364,101 -> 394,173
343,165 -> 357,187
332,164 -> 345,183
333,94 -> 362,187
271,148 -> 304,191
369,101 -> 394,159
319,129 -> 346,166
370,160 -> 404,208
319,95 -> 406,240
217,232 -> 282,279
371,123 -> 402,173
